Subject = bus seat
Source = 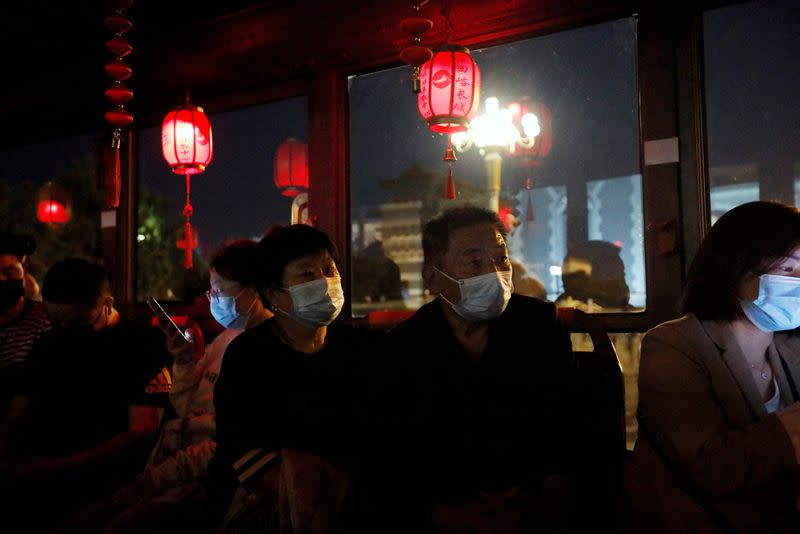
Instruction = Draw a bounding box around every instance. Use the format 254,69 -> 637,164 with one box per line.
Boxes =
556,306 -> 627,530
365,309 -> 415,327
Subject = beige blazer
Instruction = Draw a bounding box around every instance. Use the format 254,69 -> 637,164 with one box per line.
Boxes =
634,313 -> 800,532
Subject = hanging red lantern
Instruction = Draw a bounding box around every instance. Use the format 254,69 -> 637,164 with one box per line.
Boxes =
162,102 -> 213,269
417,45 -> 480,134
36,182 -> 71,225
273,138 -> 308,198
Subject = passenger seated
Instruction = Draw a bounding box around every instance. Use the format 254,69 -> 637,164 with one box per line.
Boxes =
372,206 -> 577,533
89,239 -> 272,534
210,225 -> 374,533
0,232 -> 50,425
0,258 -> 171,532
627,201 -> 800,533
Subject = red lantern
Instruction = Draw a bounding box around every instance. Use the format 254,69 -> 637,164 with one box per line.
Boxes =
162,103 -> 213,269
274,138 -> 308,198
417,45 -> 480,134
509,99 -> 553,165
36,182 -> 71,225
162,105 -> 213,174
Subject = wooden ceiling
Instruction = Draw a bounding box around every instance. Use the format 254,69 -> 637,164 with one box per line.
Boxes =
0,0 -> 634,147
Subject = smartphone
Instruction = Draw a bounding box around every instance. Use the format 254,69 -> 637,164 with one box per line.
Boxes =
146,297 -> 191,342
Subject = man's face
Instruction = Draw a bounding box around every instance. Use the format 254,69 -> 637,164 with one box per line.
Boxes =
432,223 -> 511,302
44,299 -> 107,330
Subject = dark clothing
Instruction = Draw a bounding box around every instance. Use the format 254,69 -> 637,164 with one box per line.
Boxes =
20,318 -> 170,461
369,294 -> 576,531
4,317 -> 172,529
0,299 -> 50,420
211,319 -> 372,518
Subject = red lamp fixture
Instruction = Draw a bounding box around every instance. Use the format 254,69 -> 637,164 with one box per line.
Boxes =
36,182 -> 71,225
416,45 -> 480,200
162,102 -> 213,269
274,138 -> 309,198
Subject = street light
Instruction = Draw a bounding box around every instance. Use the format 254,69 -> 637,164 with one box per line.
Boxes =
450,96 -> 542,212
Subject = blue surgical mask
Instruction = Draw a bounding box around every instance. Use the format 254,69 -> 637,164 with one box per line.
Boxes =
740,274 -> 800,332
435,267 -> 513,322
277,276 -> 344,328
210,290 -> 255,330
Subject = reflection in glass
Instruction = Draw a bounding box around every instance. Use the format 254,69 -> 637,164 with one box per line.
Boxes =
349,18 -> 641,315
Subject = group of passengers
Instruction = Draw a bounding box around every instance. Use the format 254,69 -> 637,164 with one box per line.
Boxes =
0,200 -> 798,534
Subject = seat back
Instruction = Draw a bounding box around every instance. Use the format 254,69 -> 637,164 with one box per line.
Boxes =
557,306 -> 627,529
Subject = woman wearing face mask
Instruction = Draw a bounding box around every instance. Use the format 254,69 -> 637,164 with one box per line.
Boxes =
83,239 -> 272,534
627,201 -> 800,533
211,224 -> 374,533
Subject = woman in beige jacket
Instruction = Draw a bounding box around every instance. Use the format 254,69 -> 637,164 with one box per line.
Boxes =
627,201 -> 800,533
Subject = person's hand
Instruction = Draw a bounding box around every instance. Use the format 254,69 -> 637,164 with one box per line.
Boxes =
158,320 -> 198,365
776,402 -> 800,465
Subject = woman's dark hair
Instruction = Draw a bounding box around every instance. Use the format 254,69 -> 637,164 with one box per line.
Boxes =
683,201 -> 800,320
210,239 -> 259,287
0,232 -> 36,260
256,224 -> 338,305
422,206 -> 506,266
42,257 -> 110,308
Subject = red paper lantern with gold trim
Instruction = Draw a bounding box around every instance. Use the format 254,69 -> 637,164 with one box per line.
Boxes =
274,138 -> 308,198
417,45 -> 480,134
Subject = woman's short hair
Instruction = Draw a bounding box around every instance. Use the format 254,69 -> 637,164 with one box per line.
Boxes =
422,206 -> 506,266
256,224 -> 338,304
210,240 -> 259,287
683,201 -> 800,320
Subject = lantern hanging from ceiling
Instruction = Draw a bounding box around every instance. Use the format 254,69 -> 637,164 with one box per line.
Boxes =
162,102 -> 213,269
417,45 -> 480,134
416,45 -> 480,200
274,138 -> 309,198
36,182 -> 71,225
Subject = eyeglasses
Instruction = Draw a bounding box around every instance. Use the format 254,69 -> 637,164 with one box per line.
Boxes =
205,285 -> 242,302
205,288 -> 223,302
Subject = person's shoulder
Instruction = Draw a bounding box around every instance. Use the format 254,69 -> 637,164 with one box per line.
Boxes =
114,316 -> 165,345
643,314 -> 704,345
505,293 -> 558,320
221,319 -> 277,362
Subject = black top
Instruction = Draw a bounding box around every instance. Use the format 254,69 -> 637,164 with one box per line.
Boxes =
20,317 -> 171,460
213,318 -> 372,478
375,294 -> 576,501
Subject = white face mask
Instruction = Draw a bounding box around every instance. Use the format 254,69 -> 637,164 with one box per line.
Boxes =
435,267 -> 513,321
278,276 -> 344,328
740,274 -> 800,332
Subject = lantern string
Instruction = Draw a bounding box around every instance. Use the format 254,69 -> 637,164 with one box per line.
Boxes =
183,172 -> 194,269
441,0 -> 453,43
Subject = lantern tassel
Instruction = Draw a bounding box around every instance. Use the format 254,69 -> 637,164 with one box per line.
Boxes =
183,172 -> 193,270
443,135 -> 457,200
105,128 -> 122,209
445,164 -> 456,200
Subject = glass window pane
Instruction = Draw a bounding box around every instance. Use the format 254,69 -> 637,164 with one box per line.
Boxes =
704,0 -> 800,219
349,18 -> 642,316
0,133 -> 104,290
137,97 -> 308,302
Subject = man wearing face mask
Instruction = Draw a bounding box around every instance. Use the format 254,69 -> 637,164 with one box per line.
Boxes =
0,232 -> 50,426
0,258 -> 171,532
370,206 -> 577,533
210,225 -> 375,533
